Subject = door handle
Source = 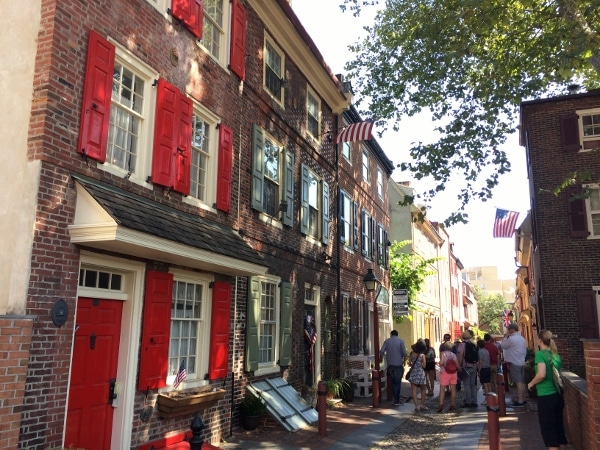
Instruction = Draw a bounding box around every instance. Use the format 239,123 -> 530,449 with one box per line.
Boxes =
108,378 -> 118,405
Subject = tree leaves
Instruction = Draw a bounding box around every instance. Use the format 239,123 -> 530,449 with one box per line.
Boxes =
342,0 -> 600,225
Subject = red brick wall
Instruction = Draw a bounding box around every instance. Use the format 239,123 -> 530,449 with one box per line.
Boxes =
521,92 -> 600,373
0,316 -> 34,449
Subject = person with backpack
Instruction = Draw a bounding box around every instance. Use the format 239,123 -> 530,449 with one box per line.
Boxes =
457,330 -> 479,408
424,338 -> 437,396
477,339 -> 491,405
527,329 -> 568,449
437,341 -> 458,413
501,322 -> 528,406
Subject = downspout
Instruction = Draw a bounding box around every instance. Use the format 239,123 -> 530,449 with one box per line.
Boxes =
230,79 -> 245,437
335,116 -> 342,376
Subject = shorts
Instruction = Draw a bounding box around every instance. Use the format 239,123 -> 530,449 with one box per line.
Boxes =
439,370 -> 457,386
509,363 -> 525,383
479,367 -> 491,384
425,361 -> 436,371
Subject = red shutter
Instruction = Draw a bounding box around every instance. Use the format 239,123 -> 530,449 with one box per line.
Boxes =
576,290 -> 599,339
78,31 -> 115,163
229,0 -> 247,80
560,113 -> 581,153
138,271 -> 173,391
566,186 -> 589,238
152,79 -> 179,188
173,94 -> 192,195
171,0 -> 203,39
216,124 -> 233,212
208,281 -> 232,380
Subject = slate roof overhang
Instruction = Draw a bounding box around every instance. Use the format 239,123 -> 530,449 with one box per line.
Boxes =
69,174 -> 267,277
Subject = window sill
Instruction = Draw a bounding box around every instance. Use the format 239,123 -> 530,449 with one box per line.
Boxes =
157,387 -> 226,419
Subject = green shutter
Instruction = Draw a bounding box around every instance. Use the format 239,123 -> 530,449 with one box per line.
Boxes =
300,164 -> 309,234
339,191 -> 346,243
279,281 -> 293,366
322,180 -> 330,244
252,125 -> 265,211
245,277 -> 260,372
283,150 -> 295,226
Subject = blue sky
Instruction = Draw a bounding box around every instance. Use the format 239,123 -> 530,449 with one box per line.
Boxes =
291,1 -> 531,279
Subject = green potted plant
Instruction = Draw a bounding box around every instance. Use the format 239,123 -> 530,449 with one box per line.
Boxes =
239,393 -> 266,431
325,378 -> 352,399
342,378 -> 356,402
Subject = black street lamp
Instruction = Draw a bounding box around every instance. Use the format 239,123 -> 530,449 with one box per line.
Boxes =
363,268 -> 382,407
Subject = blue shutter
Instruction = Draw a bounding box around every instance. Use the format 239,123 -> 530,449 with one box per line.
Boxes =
252,125 -> 264,211
322,180 -> 330,244
369,217 -> 376,260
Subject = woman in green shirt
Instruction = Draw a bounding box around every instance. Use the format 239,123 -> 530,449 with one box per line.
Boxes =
527,329 -> 568,449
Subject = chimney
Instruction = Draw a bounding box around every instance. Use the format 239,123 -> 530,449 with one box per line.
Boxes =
567,84 -> 580,95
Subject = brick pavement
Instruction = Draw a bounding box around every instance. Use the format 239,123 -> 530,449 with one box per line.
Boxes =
221,380 -> 567,449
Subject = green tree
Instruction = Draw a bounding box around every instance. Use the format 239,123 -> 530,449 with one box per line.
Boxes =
342,0 -> 600,225
389,240 -> 439,320
475,287 -> 510,334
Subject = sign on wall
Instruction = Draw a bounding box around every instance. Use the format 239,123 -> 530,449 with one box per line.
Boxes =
392,289 -> 408,317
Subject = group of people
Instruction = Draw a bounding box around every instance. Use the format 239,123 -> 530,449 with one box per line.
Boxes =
379,325 -> 568,449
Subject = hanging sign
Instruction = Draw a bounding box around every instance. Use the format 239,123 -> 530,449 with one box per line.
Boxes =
392,289 -> 408,317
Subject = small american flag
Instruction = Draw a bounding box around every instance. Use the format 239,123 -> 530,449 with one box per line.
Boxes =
493,208 -> 519,238
334,121 -> 374,144
173,360 -> 187,388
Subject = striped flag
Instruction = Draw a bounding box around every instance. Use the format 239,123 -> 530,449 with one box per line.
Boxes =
334,121 -> 374,144
493,208 -> 519,238
173,360 -> 187,388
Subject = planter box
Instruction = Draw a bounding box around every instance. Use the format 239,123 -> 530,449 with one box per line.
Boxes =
157,387 -> 226,419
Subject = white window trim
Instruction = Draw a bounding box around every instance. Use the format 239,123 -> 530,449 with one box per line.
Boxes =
304,283 -> 321,386
263,34 -> 285,107
377,168 -> 384,200
143,0 -> 171,19
261,131 -> 284,219
576,108 -> 600,152
254,274 -> 281,376
167,268 -> 214,388
584,183 -> 600,238
103,37 -> 159,189
183,101 -> 220,211
198,0 -> 232,69
306,86 -> 321,142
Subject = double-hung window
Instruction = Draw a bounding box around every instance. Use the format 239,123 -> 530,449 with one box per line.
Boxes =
307,87 -> 320,140
103,45 -> 157,186
377,168 -> 384,199
580,110 -> 600,151
301,164 -> 330,243
583,185 -> 600,237
362,148 -> 370,183
168,272 -> 212,387
187,104 -> 219,207
338,194 -> 358,250
341,120 -> 351,162
201,0 -> 226,61
361,209 -> 376,260
264,36 -> 285,104
252,125 -> 294,225
560,109 -> 600,152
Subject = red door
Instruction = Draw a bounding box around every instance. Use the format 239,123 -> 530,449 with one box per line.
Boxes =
66,298 -> 123,450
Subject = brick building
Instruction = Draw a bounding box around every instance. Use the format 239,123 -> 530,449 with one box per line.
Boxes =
519,89 -> 600,374
1,0 -> 393,448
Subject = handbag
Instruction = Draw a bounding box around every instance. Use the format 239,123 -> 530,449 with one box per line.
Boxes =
545,352 -> 564,395
405,353 -> 419,380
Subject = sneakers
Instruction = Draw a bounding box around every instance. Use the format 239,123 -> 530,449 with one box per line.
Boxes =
437,406 -> 444,413
448,405 -> 455,412
512,401 -> 526,407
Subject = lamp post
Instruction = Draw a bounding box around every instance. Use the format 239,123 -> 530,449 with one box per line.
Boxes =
363,268 -> 381,407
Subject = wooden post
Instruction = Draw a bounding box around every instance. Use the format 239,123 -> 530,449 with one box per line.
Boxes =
317,380 -> 327,436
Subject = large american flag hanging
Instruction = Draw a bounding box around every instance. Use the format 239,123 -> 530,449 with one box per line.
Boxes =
493,208 -> 519,238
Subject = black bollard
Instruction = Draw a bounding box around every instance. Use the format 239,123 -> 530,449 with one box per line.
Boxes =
189,415 -> 204,450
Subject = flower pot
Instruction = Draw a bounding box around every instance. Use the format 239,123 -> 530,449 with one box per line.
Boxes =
157,387 -> 225,419
241,414 -> 261,431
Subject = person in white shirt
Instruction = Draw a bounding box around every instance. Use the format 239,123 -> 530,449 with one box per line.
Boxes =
500,323 -> 528,406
